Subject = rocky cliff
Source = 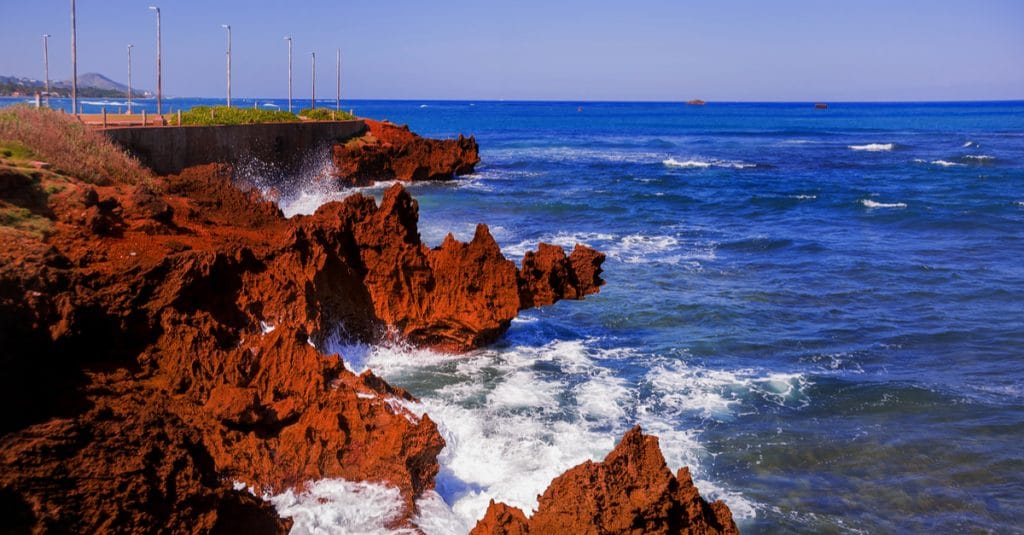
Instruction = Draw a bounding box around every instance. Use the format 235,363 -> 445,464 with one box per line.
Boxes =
0,109 -> 738,534
331,119 -> 480,186
0,154 -> 601,532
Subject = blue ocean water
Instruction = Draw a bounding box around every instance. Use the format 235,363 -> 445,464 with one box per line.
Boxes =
6,97 -> 1023,532
324,100 -> 1024,534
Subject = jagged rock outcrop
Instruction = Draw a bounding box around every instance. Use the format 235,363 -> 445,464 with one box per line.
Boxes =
331,119 -> 480,186
0,157 -> 603,532
470,426 -> 739,535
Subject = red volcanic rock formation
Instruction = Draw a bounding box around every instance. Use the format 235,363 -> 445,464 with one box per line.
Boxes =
518,243 -> 606,309
331,119 -> 480,186
470,426 -> 739,535
0,155 -> 603,531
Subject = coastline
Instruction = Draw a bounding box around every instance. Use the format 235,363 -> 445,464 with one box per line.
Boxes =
0,106 -> 735,533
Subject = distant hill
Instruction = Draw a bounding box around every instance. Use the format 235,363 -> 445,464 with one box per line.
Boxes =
0,73 -> 150,98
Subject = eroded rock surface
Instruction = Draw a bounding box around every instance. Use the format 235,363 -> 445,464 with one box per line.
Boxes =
331,119 -> 480,186
0,159 -> 603,532
470,426 -> 739,535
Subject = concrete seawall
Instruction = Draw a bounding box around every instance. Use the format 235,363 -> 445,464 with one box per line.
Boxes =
101,120 -> 366,175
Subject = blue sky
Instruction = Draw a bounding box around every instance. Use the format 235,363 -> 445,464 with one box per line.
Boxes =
1,0 -> 1022,101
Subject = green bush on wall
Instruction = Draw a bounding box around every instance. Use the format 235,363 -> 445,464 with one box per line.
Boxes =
172,106 -> 300,126
298,108 -> 357,121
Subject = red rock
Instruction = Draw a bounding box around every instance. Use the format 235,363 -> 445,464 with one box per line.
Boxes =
518,243 -> 605,309
470,426 -> 739,535
0,157 -> 604,532
331,119 -> 480,186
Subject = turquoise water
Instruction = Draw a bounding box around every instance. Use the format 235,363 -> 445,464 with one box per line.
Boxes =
9,97 -> 1023,532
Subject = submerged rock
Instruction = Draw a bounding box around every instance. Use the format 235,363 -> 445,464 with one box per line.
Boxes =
470,426 -> 739,535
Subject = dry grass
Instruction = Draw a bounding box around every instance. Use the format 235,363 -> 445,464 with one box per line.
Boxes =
0,106 -> 150,185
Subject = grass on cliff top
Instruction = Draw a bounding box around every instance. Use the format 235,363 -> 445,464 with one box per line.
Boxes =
298,108 -> 357,121
0,204 -> 53,239
0,106 -> 150,185
171,105 -> 300,126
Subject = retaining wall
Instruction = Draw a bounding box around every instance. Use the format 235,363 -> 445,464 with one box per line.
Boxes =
101,120 -> 366,175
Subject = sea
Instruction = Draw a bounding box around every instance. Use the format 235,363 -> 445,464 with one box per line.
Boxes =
5,97 -> 1023,534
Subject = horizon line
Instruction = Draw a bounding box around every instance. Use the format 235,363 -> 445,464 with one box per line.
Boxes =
2,95 -> 1022,105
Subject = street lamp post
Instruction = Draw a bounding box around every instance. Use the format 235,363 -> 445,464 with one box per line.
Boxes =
221,24 -> 231,107
148,6 -> 161,116
284,37 -> 292,113
70,0 -> 77,114
42,34 -> 51,108
310,52 -> 316,110
336,48 -> 341,112
127,44 -> 134,114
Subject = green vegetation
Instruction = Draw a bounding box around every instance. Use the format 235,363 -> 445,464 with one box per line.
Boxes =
298,108 -> 357,121
0,105 -> 150,185
171,106 -> 300,126
0,140 -> 36,161
0,205 -> 52,237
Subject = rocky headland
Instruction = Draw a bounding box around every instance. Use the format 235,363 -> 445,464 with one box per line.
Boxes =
0,107 -> 735,533
331,119 -> 480,186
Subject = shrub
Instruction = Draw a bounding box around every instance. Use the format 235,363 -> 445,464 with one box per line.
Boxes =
172,106 -> 299,126
0,106 -> 150,185
298,108 -> 357,121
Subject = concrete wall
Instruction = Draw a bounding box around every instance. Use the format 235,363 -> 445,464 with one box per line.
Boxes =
101,120 -> 366,175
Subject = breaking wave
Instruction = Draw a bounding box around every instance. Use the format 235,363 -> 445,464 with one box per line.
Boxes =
861,199 -> 907,209
848,143 -> 895,152
663,158 -> 757,169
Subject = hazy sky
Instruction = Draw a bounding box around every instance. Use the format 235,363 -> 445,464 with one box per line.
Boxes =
1,0 -> 1022,101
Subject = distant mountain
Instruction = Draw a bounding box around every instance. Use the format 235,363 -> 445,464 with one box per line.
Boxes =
0,73 -> 150,98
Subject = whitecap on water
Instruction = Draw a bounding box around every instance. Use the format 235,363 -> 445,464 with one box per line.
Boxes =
663,157 -> 756,169
860,199 -> 907,209
847,143 -> 894,152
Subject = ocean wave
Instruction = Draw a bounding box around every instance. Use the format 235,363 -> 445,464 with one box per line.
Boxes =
848,143 -> 894,152
269,479 -> 417,535
791,194 -> 817,200
930,159 -> 963,167
503,231 -> 714,267
962,141 -> 978,148
861,199 -> 907,209
663,157 -> 756,169
962,154 -> 995,162
488,146 -> 664,165
325,338 -> 761,529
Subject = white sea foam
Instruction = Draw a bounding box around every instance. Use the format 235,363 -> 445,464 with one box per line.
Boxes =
270,479 -> 417,535
663,158 -> 756,169
963,141 -> 978,148
488,146 -> 665,165
320,338 -> 767,531
930,159 -> 962,167
860,199 -> 907,209
963,154 -> 995,161
502,231 -> 713,268
848,143 -> 894,152
791,194 -> 817,200
1016,201 -> 1024,207
81,99 -> 129,106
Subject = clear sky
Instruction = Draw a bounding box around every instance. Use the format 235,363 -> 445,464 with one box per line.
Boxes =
1,0 -> 1022,101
